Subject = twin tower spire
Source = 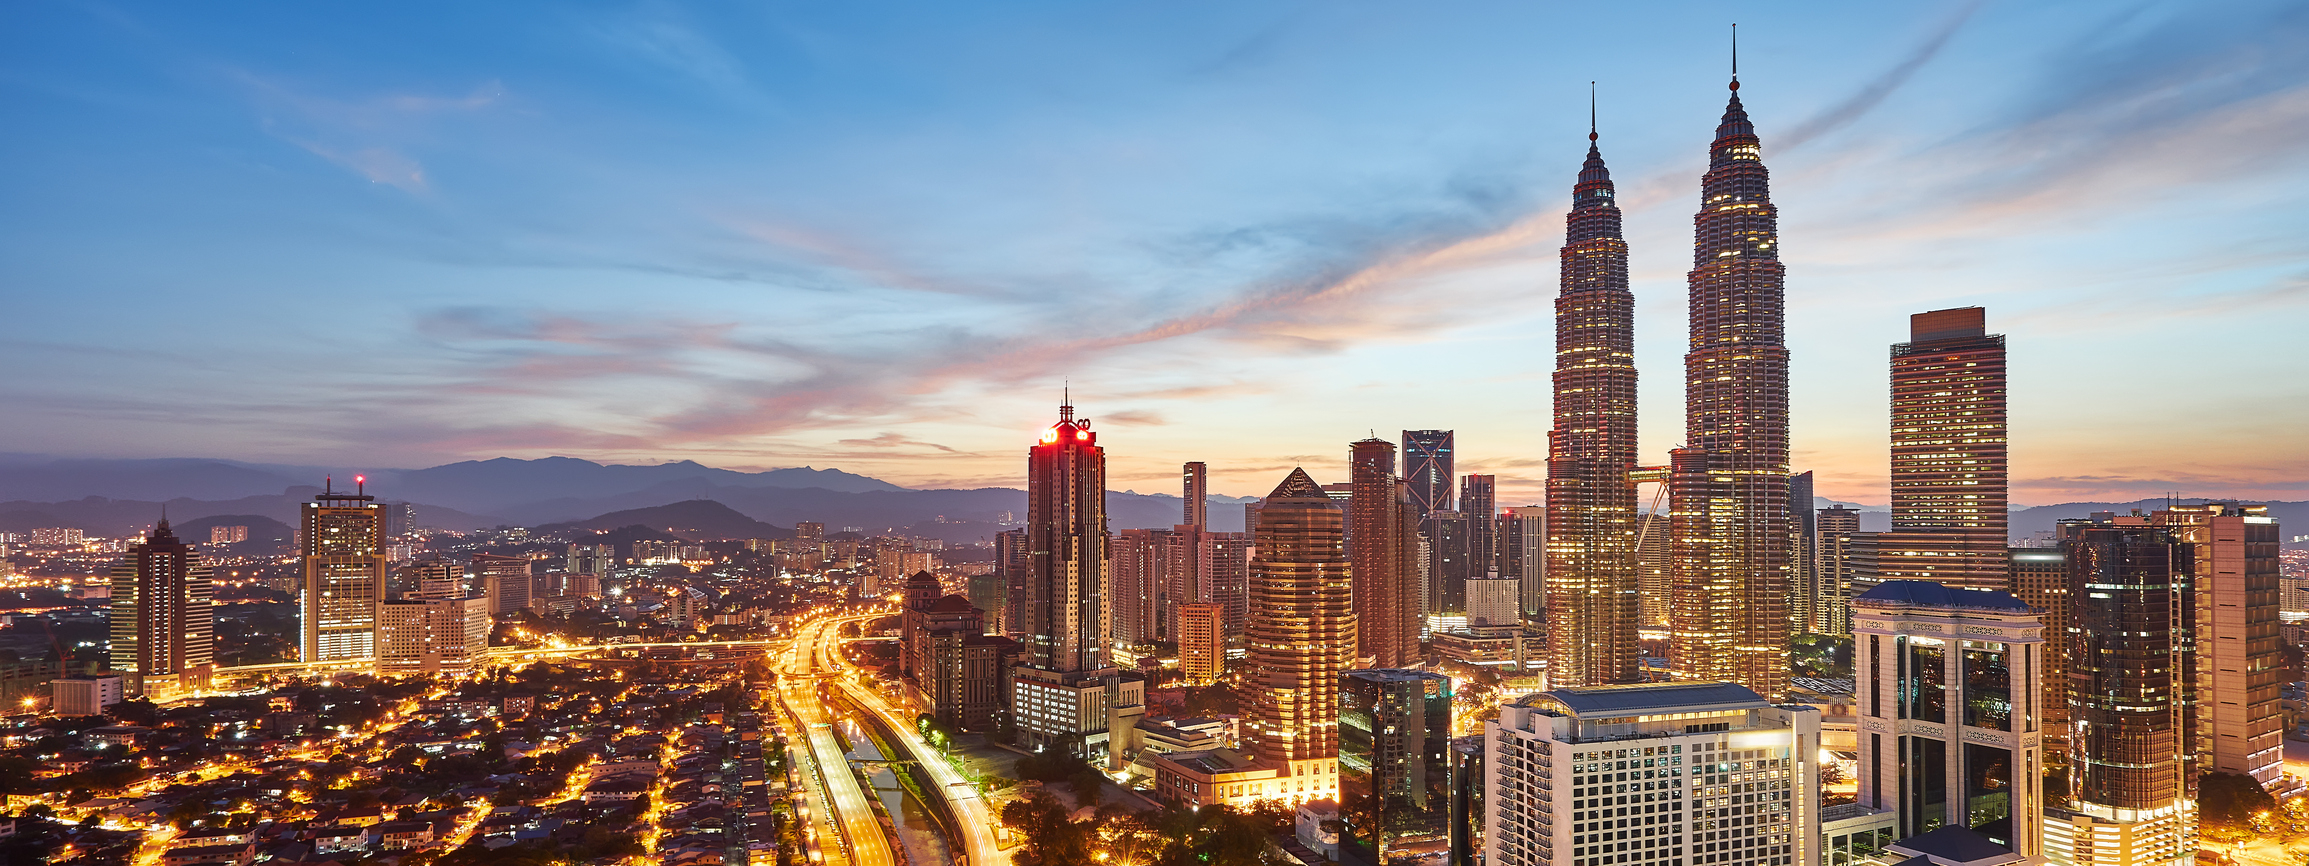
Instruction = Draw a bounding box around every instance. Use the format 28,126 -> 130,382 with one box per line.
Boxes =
1545,37 -> 1793,702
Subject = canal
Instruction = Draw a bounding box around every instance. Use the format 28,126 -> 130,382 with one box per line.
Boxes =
838,717 -> 957,866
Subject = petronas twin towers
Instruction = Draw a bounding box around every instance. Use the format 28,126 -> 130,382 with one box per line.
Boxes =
1545,70 -> 1791,700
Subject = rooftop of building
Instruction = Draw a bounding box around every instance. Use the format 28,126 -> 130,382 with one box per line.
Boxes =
1519,681 -> 1771,716
927,594 -> 977,613
1884,826 -> 2023,866
1154,748 -> 1262,776
1343,668 -> 1450,684
1852,580 -> 2035,613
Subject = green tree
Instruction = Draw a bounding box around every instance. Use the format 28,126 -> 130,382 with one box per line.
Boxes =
2198,771 -> 2275,830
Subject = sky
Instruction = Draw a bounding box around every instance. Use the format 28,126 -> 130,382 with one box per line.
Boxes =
2,1 -> 2305,506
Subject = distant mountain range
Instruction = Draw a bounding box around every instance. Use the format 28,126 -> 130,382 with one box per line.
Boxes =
2,455 -> 2293,546
0,455 -> 1249,540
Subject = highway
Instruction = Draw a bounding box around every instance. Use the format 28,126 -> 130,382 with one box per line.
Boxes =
773,612 -> 896,866
839,667 -> 1008,866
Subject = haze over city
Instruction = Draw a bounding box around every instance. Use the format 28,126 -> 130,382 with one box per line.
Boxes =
4,1 -> 2304,505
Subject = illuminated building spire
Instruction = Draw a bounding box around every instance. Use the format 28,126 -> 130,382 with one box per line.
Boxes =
1546,83 -> 1641,686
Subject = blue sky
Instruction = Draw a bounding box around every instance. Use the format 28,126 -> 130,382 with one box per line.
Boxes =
2,0 -> 2304,504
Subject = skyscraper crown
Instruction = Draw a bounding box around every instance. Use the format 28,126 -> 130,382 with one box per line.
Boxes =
1711,90 -> 1760,168
1267,467 -> 1328,501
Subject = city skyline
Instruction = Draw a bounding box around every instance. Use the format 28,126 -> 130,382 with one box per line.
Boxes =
4,2 -> 2306,506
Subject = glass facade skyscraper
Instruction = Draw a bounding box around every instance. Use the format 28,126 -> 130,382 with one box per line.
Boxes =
1341,668 -> 1454,863
1402,430 -> 1455,518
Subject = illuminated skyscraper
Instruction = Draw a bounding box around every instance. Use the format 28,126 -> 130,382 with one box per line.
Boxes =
1880,308 -> 2010,589
1402,430 -> 1455,518
1183,461 -> 1208,530
109,518 -> 213,697
1023,399 -> 1107,672
1350,438 -> 1422,668
302,480 -> 386,663
1668,66 -> 1793,700
1546,114 -> 1642,687
1244,467 -> 1353,804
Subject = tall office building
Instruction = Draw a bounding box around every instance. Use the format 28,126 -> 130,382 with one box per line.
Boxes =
1463,474 -> 1498,573
474,552 -> 533,616
1243,468 -> 1353,804
996,527 -> 1028,639
1788,472 -> 1818,632
1204,532 -> 1255,639
566,542 -> 614,576
2153,503 -> 2283,789
967,572 -> 1007,636
1426,511 -> 1473,616
1879,308 -> 2009,589
1546,119 -> 1643,687
1023,399 -> 1107,672
1485,682 -> 1823,866
1178,603 -> 1226,684
1341,669 -> 1454,863
2005,547 -> 2070,762
1503,506 -> 1547,620
1183,461 -> 1209,531
377,558 -> 489,676
1850,581 -> 2044,857
109,519 -> 214,697
2044,522 -> 2197,866
1668,69 -> 1794,701
1110,528 -> 1164,646
1813,507 -> 1863,636
302,482 -> 386,663
1351,438 -> 1422,668
1403,430 -> 1456,518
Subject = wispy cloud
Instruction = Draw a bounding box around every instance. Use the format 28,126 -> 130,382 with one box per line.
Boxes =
1780,0 -> 1983,152
233,73 -> 503,192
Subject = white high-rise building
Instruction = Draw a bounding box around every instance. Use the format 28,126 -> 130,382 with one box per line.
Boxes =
1486,682 -> 1822,866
